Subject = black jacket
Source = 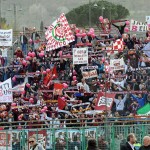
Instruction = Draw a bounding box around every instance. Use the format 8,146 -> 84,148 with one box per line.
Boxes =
139,145 -> 150,150
31,32 -> 40,41
20,35 -> 28,44
121,142 -> 136,150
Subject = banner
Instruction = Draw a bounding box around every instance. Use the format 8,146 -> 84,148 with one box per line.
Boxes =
0,29 -> 13,46
9,82 -> 25,92
0,78 -> 13,103
82,69 -> 98,79
110,58 -> 125,71
0,132 -> 12,150
45,13 -> 75,51
81,66 -> 98,70
28,130 -> 46,150
130,19 -> 148,32
95,92 -> 115,111
73,47 -> 88,64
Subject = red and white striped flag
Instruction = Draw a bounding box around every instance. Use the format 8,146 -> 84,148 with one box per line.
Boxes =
45,13 -> 75,51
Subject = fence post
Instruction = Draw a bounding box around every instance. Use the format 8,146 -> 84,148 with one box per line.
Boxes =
141,124 -> 146,142
111,125 -> 115,150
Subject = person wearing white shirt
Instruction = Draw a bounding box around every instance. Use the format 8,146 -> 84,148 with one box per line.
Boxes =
0,46 -> 8,66
114,94 -> 127,111
77,78 -> 90,93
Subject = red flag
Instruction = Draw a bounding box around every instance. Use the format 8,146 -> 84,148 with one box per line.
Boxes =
43,70 -> 52,85
58,97 -> 66,110
53,83 -> 63,95
95,92 -> 115,111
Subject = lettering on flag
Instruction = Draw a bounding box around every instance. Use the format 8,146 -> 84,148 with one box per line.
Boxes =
73,47 -> 88,64
0,29 -> 13,46
45,13 -> 75,51
95,92 -> 115,111
0,78 -> 13,103
82,69 -> 97,79
130,19 -> 148,32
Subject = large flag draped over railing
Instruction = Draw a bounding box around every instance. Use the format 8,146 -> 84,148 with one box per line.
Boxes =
45,13 -> 75,51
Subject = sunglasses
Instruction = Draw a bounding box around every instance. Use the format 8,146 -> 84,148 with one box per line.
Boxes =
29,141 -> 34,143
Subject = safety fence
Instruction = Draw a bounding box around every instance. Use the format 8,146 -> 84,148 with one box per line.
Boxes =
0,122 -> 150,150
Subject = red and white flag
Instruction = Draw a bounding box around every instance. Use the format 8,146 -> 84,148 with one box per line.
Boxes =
113,38 -> 124,51
95,92 -> 115,111
45,13 -> 75,51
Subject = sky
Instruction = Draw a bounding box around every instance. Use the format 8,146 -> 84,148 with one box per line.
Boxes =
1,0 -> 150,30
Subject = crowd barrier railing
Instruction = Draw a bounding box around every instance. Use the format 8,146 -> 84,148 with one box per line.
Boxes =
0,123 -> 150,150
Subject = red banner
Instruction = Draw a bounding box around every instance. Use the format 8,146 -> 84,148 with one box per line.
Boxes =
95,92 -> 115,111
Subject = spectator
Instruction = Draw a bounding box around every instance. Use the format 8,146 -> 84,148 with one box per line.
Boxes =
87,139 -> 99,150
121,133 -> 137,150
70,136 -> 81,150
20,32 -> 28,55
139,136 -> 150,150
28,136 -> 44,150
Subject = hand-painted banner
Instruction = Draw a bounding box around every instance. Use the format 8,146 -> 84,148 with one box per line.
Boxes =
95,92 -> 115,111
81,66 -> 98,70
0,78 -> 13,103
73,47 -> 88,64
82,69 -> 98,79
0,29 -> 13,46
45,13 -> 75,51
110,58 -> 125,71
130,19 -> 148,32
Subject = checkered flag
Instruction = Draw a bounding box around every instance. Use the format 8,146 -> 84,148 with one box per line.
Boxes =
113,38 -> 124,51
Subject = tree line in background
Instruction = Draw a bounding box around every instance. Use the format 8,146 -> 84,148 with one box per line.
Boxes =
66,0 -> 130,27
0,17 -> 11,29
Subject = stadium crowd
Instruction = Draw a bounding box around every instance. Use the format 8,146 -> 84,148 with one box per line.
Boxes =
0,22 -> 150,130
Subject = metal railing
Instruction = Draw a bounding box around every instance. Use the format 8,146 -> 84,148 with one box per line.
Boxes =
0,123 -> 150,150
